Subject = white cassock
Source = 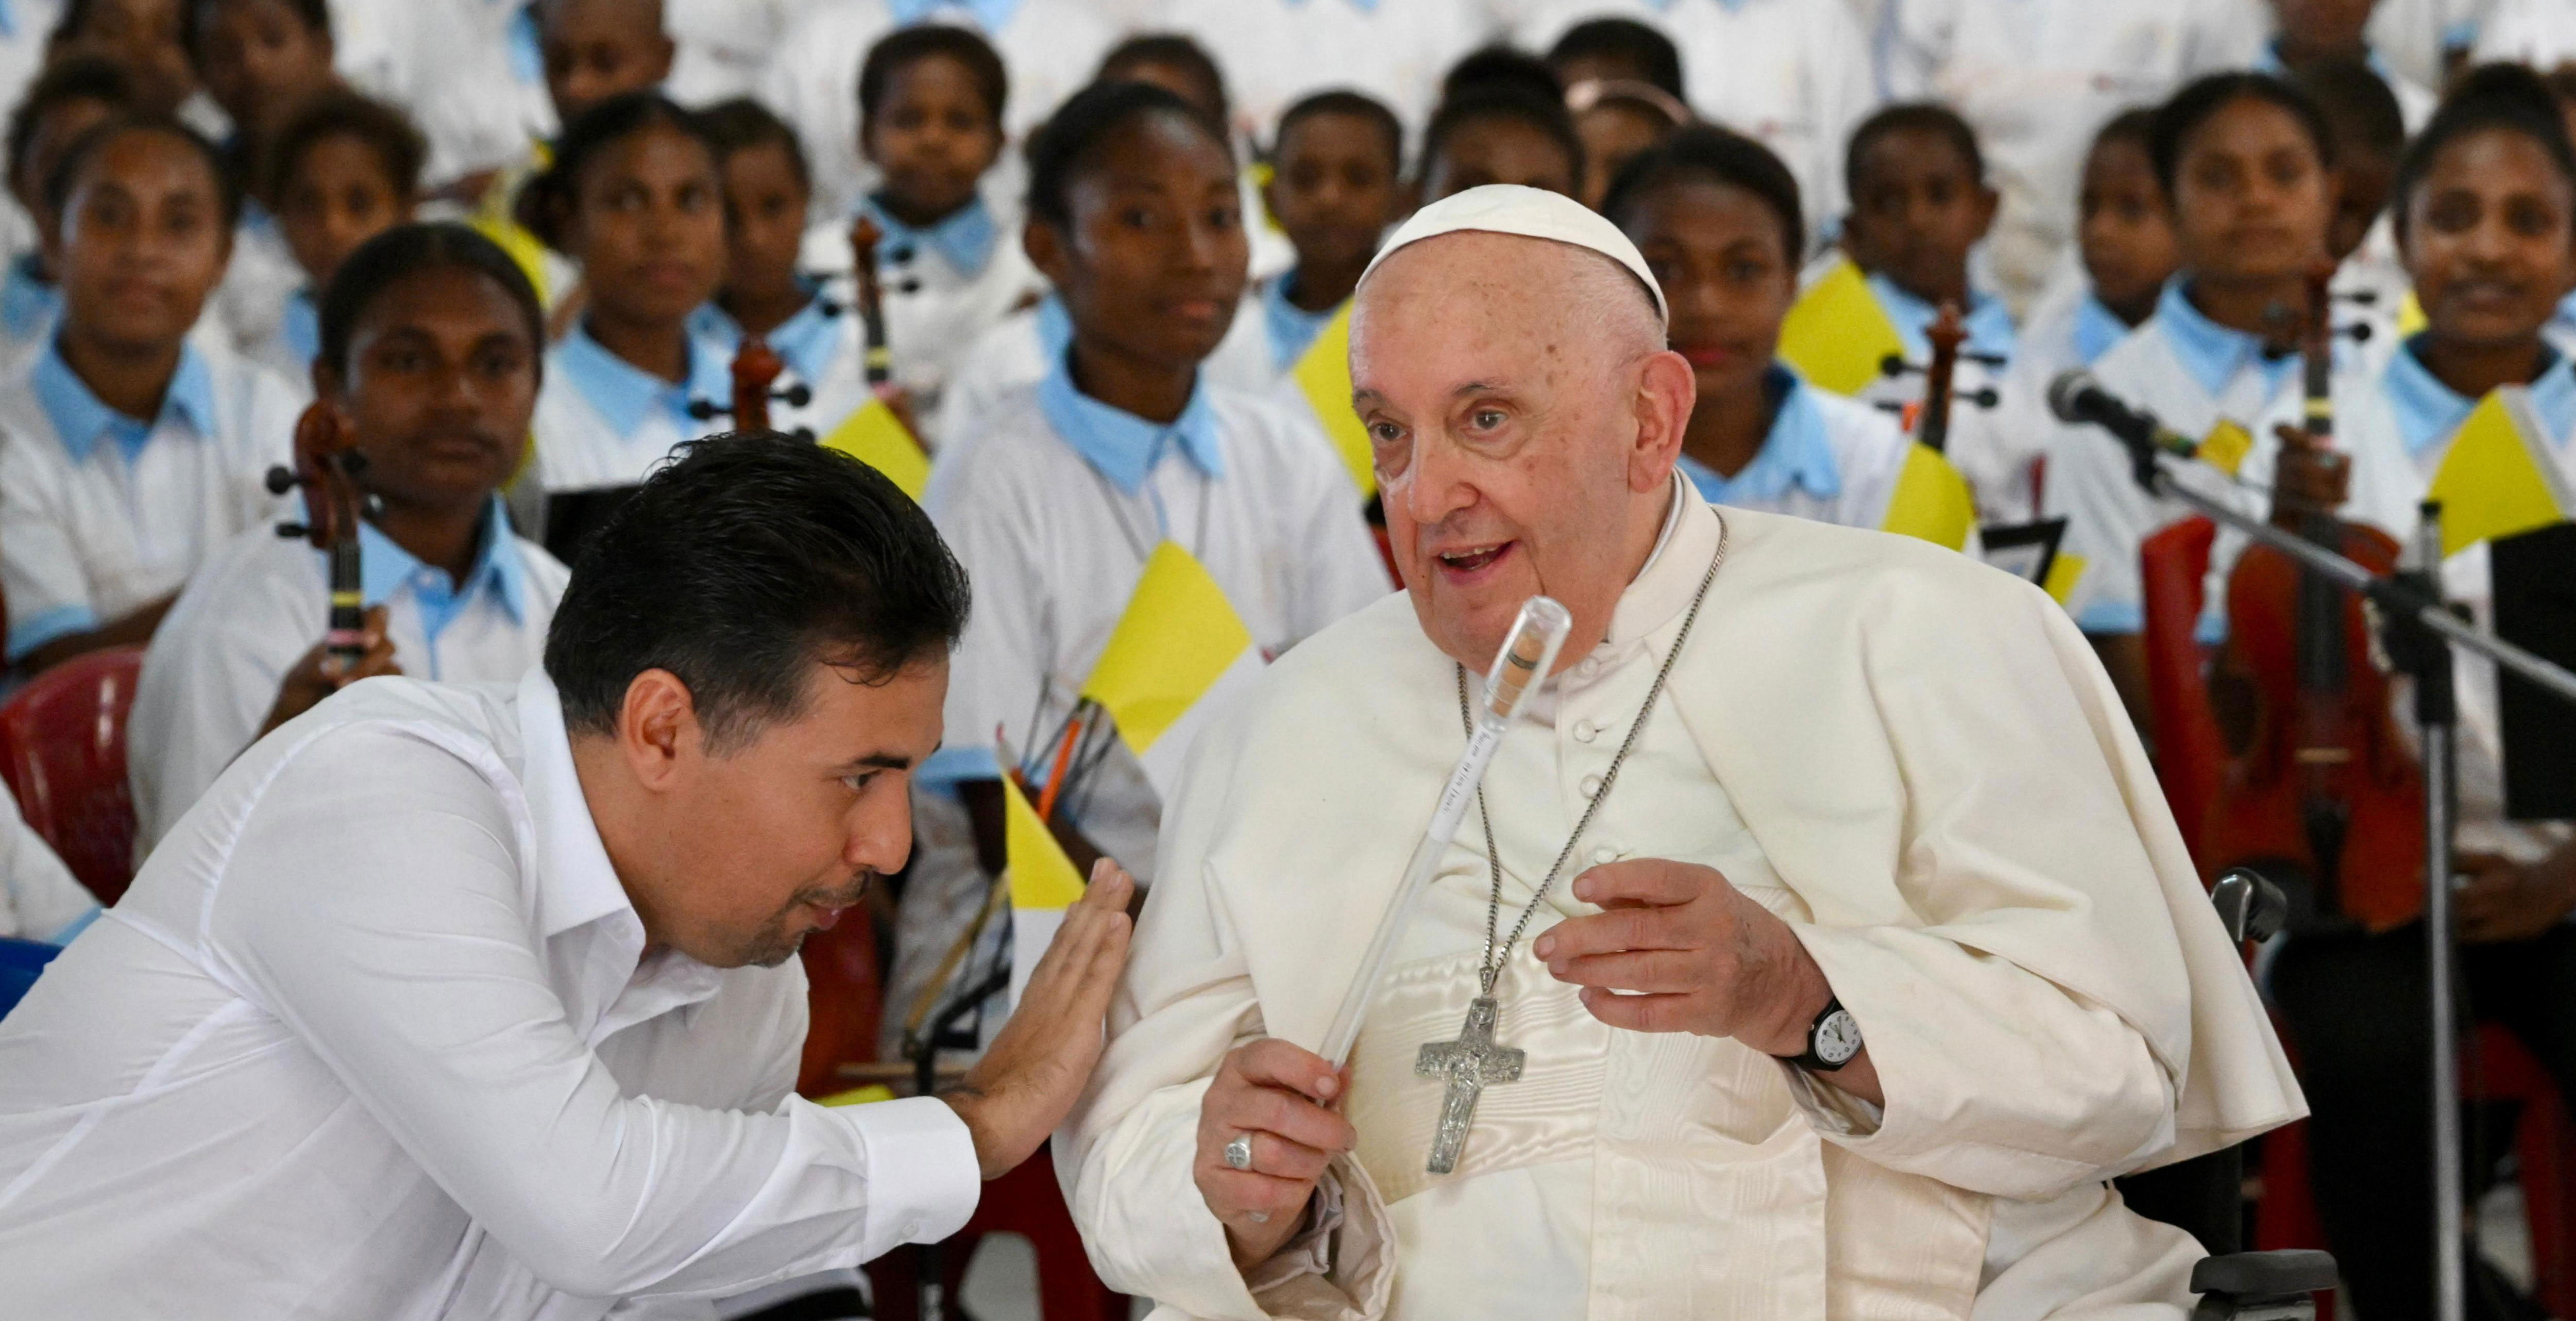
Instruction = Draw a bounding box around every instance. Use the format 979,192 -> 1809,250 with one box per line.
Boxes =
1062,481 -> 2304,1319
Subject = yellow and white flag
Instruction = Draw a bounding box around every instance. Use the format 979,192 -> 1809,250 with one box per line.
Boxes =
1291,304 -> 1377,497
1079,542 -> 1264,799
1778,257 -> 1907,397
1880,443 -> 1977,551
2427,385 -> 2574,557
1003,773 -> 1086,1009
821,397 -> 931,501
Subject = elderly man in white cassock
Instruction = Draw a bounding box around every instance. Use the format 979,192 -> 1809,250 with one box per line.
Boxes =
1057,184 -> 2310,1320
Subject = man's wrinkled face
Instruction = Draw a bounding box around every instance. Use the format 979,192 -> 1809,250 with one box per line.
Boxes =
1350,232 -> 1687,673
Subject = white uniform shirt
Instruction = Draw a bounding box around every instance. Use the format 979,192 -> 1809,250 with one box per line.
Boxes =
1139,0 -> 1496,145
665,0 -> 815,105
1971,268 -> 2141,522
2473,0 -> 2576,68
0,337 -> 300,662
758,0 -> 1116,222
1676,365 -> 1918,531
0,0 -> 64,258
533,323 -> 736,493
0,775 -> 95,944
936,292 -> 1279,456
0,671 -> 980,1318
214,210 -> 311,379
331,0 -> 549,185
1512,0 -> 1878,239
128,503 -> 571,853
920,367 -> 1389,879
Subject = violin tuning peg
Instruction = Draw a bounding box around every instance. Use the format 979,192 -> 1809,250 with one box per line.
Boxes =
1873,400 -> 1907,415
2343,321 -> 2375,344
1965,387 -> 2001,409
895,279 -> 922,295
1879,353 -> 1912,378
777,383 -> 814,408
275,521 -> 311,539
264,464 -> 299,495
792,427 -> 817,443
1962,351 -> 2009,368
887,244 -> 916,265
685,399 -> 724,421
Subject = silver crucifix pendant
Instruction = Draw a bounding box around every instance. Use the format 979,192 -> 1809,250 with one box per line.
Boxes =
1414,995 -> 1526,1174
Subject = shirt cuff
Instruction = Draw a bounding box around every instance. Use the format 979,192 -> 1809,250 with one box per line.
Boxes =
7,602 -> 96,662
832,1094 -> 980,1249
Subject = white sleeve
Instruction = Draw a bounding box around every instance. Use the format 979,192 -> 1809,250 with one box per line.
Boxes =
0,436 -> 100,660
128,568 -> 307,851
202,726 -> 981,1300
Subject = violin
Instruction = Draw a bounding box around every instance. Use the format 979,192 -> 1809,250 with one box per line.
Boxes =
2204,261 -> 2425,932
1877,307 -> 1998,442
850,215 -> 896,395
686,331 -> 811,435
265,403 -> 376,675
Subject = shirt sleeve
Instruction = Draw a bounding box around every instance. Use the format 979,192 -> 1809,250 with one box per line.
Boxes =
0,437 -> 99,660
202,724 -> 980,1301
923,449 -> 1053,788
127,565 -> 307,851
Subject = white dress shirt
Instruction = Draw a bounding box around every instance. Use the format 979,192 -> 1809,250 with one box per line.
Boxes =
0,670 -> 979,1318
2473,0 -> 2576,68
127,505 -> 571,853
532,323 -> 736,493
937,294 -> 1280,457
1674,364 -> 1920,531
0,336 -> 301,662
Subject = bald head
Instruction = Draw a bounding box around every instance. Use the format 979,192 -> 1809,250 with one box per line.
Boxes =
1349,229 -> 1693,676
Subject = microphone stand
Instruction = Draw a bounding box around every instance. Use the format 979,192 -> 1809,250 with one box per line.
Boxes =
2085,419 -> 2576,1321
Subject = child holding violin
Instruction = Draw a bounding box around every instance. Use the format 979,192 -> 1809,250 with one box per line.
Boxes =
129,223 -> 568,853
2248,65 -> 2576,1321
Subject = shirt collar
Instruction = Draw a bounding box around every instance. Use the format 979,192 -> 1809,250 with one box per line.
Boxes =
2073,293 -> 2132,366
556,320 -> 732,439
1866,270 -> 2017,365
858,192 -> 999,278
2383,336 -> 2576,456
1261,272 -> 1338,374
355,496 -> 531,622
1602,470 -> 1721,651
887,0 -> 1025,31
33,336 -> 219,464
688,284 -> 845,388
1676,365 -> 1839,505
518,669 -> 637,940
2255,38 -> 2403,90
281,289 -> 319,371
1035,353 -> 1225,494
1,252 -> 56,340
2154,278 -> 2301,399
0,2 -> 18,39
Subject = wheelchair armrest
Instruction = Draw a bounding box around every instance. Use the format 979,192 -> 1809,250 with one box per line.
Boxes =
2190,1249 -> 2337,1320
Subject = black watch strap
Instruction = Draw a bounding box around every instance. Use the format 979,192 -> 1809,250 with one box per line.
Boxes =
1790,995 -> 1861,1071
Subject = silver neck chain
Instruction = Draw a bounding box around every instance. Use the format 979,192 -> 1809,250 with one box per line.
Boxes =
1453,515 -> 1728,996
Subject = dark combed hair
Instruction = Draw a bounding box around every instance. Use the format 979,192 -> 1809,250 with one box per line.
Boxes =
262,89 -> 426,205
1097,32 -> 1230,134
2149,72 -> 2337,197
2092,106 -> 2159,157
316,221 -> 544,378
45,112 -> 243,229
1441,44 -> 1562,107
515,90 -> 713,252
699,96 -> 810,190
1273,88 -> 1403,176
182,0 -> 331,66
1601,123 -> 1803,260
1844,101 -> 1985,198
545,432 -> 973,749
1025,79 -> 1230,229
857,23 -> 1007,131
1547,19 -> 1684,101
2290,55 -> 2406,166
2393,62 -> 2576,240
5,56 -> 133,196
1420,84 -> 1584,190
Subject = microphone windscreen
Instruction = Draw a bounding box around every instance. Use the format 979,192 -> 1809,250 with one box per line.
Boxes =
2046,369 -> 2098,425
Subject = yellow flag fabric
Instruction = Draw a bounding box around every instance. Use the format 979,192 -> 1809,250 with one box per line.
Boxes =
2197,419 -> 2255,479
2427,387 -> 2574,557
1880,443 -> 1977,550
2043,553 -> 2086,607
821,397 -> 931,500
1081,543 -> 1257,755
1003,775 -> 1086,910
2397,289 -> 2427,338
1291,304 -> 1377,497
1778,259 -> 1907,397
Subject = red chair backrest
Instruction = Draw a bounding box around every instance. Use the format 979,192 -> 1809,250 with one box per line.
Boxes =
796,899 -> 886,1096
0,648 -> 144,904
2141,517 -> 2227,866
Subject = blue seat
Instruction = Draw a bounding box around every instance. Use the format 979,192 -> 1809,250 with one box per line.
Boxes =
0,935 -> 61,1019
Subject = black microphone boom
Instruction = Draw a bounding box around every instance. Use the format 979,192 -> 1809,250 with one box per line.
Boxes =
2045,368 -> 2203,460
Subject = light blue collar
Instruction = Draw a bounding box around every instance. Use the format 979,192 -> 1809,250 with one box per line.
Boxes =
689,284 -> 845,388
1,252 -> 56,341
2073,293 -> 2133,366
858,192 -> 999,279
33,337 -> 219,464
1261,273 -> 1338,374
0,2 -> 18,39
1036,354 -> 1224,494
355,495 -> 531,630
1867,271 -> 2016,366
888,0 -> 1025,29
1676,366 -> 1839,504
2154,278 -> 2301,400
556,320 -> 732,438
281,288 -> 319,370
2382,336 -> 2576,458
2253,38 -> 2404,92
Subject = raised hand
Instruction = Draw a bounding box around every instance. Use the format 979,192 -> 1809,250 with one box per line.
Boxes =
261,605 -> 399,736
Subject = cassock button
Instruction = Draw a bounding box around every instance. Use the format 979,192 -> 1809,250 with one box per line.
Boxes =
1579,773 -> 1603,799
1571,719 -> 1600,743
1590,844 -> 1618,864
900,1219 -> 922,1239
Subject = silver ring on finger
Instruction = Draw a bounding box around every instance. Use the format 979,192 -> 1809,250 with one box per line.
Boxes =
1223,1131 -> 1255,1171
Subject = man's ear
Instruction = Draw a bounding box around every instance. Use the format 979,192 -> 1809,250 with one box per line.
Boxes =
1630,348 -> 1695,494
1024,217 -> 1070,288
618,668 -> 702,791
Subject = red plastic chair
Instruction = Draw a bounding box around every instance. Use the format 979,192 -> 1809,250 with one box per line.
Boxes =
2140,517 -> 2228,864
0,647 -> 144,904
2257,1024 -> 2576,1319
795,898 -> 888,1097
866,1143 -> 1127,1321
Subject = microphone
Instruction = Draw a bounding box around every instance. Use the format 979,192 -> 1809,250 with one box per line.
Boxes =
2047,369 -> 2204,459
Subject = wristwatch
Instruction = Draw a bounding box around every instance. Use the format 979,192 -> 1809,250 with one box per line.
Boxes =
1790,996 -> 1863,1071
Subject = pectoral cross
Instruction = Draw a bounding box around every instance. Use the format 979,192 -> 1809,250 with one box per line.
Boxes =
1414,995 -> 1525,1175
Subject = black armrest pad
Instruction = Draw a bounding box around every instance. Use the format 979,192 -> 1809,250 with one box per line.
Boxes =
2192,1249 -> 2338,1297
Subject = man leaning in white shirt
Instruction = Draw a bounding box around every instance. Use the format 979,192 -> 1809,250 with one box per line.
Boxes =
0,432 -> 1135,1319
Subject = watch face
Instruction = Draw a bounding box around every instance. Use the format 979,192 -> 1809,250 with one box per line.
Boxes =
1814,1009 -> 1862,1065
